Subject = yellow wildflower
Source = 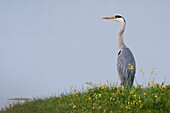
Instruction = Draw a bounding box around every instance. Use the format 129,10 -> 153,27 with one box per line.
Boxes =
98,106 -> 102,109
150,67 -> 156,73
110,97 -> 115,101
110,111 -> 113,113
103,109 -> 106,112
129,65 -> 134,70
139,67 -> 142,71
125,106 -> 129,110
119,84 -> 123,88
72,105 -> 76,109
139,85 -> 143,89
101,84 -> 107,89
155,95 -> 158,98
151,69 -> 155,73
92,107 -> 95,110
152,80 -> 154,83
59,97 -> 62,101
130,91 -> 134,94
88,97 -> 92,101
158,83 -> 165,89
134,94 -> 137,97
133,83 -> 136,88
144,92 -> 147,96
139,105 -> 143,109
162,84 -> 165,88
157,84 -> 162,88
150,80 -> 155,87
50,97 -> 54,101
98,94 -> 102,98
115,90 -> 119,94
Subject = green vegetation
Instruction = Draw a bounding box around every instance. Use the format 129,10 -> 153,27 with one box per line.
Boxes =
1,82 -> 170,113
1,68 -> 170,112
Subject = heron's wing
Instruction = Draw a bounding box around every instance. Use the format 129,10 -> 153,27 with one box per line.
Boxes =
117,47 -> 136,86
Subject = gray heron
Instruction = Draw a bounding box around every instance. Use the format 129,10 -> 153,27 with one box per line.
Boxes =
102,15 -> 136,87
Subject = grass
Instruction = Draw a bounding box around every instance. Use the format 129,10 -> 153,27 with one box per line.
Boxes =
1,82 -> 170,113
1,68 -> 170,113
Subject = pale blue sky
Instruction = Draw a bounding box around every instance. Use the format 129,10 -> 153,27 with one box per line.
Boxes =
1,0 -> 170,108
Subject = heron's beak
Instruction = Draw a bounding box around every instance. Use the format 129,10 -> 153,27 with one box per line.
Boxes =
102,16 -> 116,20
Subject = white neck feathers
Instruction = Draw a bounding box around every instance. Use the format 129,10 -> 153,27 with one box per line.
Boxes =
117,19 -> 126,51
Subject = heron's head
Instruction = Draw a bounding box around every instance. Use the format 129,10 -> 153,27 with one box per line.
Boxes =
102,15 -> 125,23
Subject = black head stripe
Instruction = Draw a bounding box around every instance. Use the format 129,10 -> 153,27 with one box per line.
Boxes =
115,15 -> 122,18
115,15 -> 126,22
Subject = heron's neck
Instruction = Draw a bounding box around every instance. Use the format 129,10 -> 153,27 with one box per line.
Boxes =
118,21 -> 126,51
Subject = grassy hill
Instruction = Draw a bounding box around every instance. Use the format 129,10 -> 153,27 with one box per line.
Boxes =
1,82 -> 170,113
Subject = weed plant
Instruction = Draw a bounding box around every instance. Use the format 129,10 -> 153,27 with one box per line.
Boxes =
1,67 -> 170,113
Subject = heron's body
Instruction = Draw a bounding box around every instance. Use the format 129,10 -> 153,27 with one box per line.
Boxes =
103,15 -> 136,87
117,47 -> 136,87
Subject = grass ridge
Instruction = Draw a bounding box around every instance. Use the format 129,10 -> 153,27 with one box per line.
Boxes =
1,82 -> 170,113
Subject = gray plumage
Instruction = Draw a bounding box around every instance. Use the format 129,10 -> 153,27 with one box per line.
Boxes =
117,47 -> 136,87
103,14 -> 136,87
